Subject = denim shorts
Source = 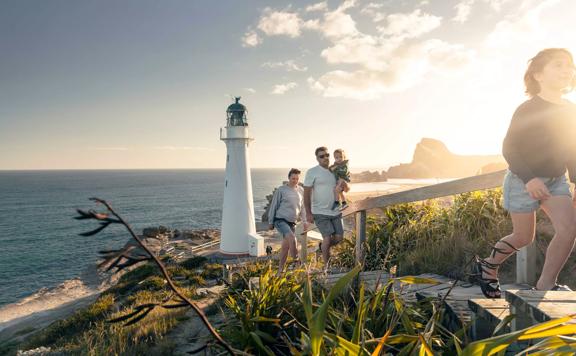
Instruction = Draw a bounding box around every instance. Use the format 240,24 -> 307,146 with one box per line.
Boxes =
502,170 -> 571,213
274,219 -> 296,237
313,214 -> 344,237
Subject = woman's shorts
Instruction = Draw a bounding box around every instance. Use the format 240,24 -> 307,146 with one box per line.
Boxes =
502,170 -> 571,213
274,219 -> 296,237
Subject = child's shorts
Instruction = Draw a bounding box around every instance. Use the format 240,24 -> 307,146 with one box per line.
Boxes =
274,219 -> 296,237
502,170 -> 571,213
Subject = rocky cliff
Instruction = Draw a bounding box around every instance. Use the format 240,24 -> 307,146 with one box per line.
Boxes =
386,138 -> 505,178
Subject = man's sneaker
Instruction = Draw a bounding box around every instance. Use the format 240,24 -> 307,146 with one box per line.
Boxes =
339,201 -> 349,211
331,201 -> 340,210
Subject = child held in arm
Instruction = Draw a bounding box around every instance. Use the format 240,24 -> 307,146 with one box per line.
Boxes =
330,149 -> 351,210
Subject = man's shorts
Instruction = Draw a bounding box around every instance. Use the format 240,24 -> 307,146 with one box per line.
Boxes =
313,214 -> 344,237
274,219 -> 296,237
503,170 -> 571,213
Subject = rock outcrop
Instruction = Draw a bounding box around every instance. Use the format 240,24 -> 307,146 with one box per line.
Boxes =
386,138 -> 505,178
350,170 -> 388,182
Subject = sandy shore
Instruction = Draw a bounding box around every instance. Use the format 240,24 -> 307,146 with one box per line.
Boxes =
0,264 -> 107,343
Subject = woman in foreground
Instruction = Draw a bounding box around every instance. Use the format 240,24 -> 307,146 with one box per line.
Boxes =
472,48 -> 576,298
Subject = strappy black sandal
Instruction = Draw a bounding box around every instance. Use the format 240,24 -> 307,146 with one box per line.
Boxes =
470,240 -> 520,299
488,240 -> 519,260
471,256 -> 502,298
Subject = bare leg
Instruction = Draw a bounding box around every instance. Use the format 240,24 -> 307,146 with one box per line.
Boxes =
278,235 -> 293,275
287,233 -> 298,264
342,180 -> 350,193
333,181 -> 343,202
537,195 -> 576,290
322,235 -> 331,265
480,212 -> 535,295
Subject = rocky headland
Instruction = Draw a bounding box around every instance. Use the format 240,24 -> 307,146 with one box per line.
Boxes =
353,138 -> 506,181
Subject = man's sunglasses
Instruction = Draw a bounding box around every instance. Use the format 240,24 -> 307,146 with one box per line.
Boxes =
317,154 -> 330,159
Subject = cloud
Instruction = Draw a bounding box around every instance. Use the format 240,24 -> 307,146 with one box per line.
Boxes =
245,1 -> 473,100
242,30 -> 262,47
257,9 -> 304,38
310,40 -> 474,100
262,60 -> 308,72
154,146 -> 214,151
271,82 -> 298,95
244,88 -> 256,93
453,0 -> 475,23
318,2 -> 360,39
306,1 -> 328,12
484,1 -> 546,48
360,3 -> 387,22
377,9 -> 442,40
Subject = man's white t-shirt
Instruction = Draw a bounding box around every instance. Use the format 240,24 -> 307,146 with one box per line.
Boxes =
303,165 -> 338,216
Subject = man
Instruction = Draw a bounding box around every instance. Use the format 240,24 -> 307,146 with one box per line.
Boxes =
268,168 -> 307,275
303,147 -> 344,267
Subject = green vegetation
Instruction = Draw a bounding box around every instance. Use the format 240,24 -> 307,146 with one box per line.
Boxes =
7,190 -> 576,355
5,258 -> 221,356
221,262 -> 576,355
332,189 -> 574,287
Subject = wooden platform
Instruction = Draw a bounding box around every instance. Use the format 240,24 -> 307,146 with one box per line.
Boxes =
505,289 -> 576,330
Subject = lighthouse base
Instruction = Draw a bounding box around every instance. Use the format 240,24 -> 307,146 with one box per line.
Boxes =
247,233 -> 264,257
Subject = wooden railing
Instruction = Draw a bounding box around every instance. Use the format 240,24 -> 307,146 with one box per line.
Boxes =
301,169 -> 539,285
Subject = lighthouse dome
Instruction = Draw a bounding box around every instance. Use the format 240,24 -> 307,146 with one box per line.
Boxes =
226,97 -> 248,126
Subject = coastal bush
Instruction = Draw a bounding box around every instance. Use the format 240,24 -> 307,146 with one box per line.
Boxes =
179,255 -> 208,269
222,262 -> 576,355
222,265 -> 460,354
331,189 -> 514,280
223,266 -> 304,354
230,261 -> 273,290
187,273 -> 207,286
137,275 -> 167,292
201,263 -> 224,280
119,264 -> 159,284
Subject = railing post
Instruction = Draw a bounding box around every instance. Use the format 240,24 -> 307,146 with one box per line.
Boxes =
300,229 -> 308,263
516,244 -> 538,285
355,210 -> 367,266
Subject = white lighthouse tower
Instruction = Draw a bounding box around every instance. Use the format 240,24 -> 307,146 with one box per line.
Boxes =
219,97 -> 264,256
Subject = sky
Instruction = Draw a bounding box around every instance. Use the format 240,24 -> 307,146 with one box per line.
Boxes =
1,0 -> 575,170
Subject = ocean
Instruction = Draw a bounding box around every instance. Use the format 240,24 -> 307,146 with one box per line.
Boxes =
0,169 -> 287,307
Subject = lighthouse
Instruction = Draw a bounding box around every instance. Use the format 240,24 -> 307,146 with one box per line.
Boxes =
219,97 -> 264,256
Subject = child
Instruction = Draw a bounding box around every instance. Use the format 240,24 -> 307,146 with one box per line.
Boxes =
330,149 -> 351,210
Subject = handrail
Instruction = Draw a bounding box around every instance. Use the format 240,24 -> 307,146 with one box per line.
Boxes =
190,239 -> 221,252
342,170 -> 507,216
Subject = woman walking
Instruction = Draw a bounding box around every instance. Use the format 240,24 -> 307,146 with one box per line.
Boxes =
472,48 -> 576,298
268,168 -> 308,275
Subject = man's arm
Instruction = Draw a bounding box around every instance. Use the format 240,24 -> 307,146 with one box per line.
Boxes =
303,186 -> 313,224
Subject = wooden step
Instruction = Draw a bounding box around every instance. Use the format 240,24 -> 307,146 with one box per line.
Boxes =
505,289 -> 576,330
416,282 -> 527,333
468,298 -> 511,339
